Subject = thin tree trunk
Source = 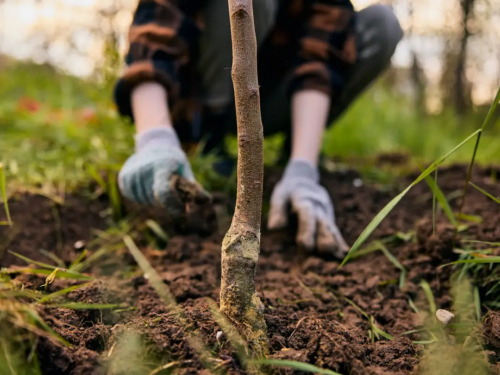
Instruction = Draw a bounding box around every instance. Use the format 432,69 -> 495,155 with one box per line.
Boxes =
411,52 -> 426,114
408,0 -> 426,114
455,0 -> 474,114
220,0 -> 268,356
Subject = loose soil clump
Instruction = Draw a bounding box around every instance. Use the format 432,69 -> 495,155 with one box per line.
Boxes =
2,165 -> 500,374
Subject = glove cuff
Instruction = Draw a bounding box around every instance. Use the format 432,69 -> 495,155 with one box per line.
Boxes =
283,159 -> 319,183
135,127 -> 181,153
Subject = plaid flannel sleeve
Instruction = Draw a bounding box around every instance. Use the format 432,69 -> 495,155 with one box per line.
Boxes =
290,0 -> 357,100
114,0 -> 202,120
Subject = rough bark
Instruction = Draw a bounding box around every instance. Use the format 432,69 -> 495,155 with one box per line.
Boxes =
220,0 -> 268,357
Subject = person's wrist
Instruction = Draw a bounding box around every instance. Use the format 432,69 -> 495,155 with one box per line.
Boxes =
283,158 -> 319,183
135,127 -> 181,153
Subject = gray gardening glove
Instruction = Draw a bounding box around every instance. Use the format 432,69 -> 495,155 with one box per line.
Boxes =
267,159 -> 349,258
119,128 -> 206,217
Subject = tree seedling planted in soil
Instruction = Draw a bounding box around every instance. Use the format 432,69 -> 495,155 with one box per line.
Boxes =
220,0 -> 268,357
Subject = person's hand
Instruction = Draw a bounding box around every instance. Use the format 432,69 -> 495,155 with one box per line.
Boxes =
267,159 -> 349,258
118,128 -> 208,217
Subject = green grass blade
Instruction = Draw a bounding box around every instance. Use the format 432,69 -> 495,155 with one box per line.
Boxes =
409,330 -> 438,345
8,251 -> 58,270
486,283 -> 500,297
485,302 -> 500,309
124,236 -> 178,310
419,280 -> 437,315
124,235 -> 217,372
425,172 -> 456,226
4,267 -> 93,280
24,308 -> 71,347
469,182 -> 500,204
206,298 -> 251,368
409,298 -> 419,314
0,163 -> 12,226
479,84 -> 500,131
39,249 -> 66,268
445,257 -> 500,265
456,213 -> 482,223
86,164 -> 107,191
413,129 -> 481,186
401,329 -> 425,335
340,129 -> 481,266
39,282 -> 93,304
474,286 -> 481,321
343,296 -> 393,341
349,242 -> 380,259
145,220 -> 169,242
340,187 -> 410,266
53,303 -> 123,310
412,339 -> 438,345
108,172 -> 122,220
377,242 -> 407,289
253,359 -> 342,375
358,241 -> 407,288
432,168 -> 437,235
0,338 -> 26,375
462,240 -> 500,246
457,84 -> 500,220
0,289 -> 42,301
149,362 -> 181,375
69,250 -> 88,271
372,324 -> 394,340
343,297 -> 369,319
71,245 -> 118,273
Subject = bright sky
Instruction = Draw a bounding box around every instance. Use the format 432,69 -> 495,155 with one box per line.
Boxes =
0,0 -> 498,104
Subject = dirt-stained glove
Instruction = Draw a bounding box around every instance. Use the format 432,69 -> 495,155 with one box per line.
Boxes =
118,127 -> 204,217
267,159 -> 349,258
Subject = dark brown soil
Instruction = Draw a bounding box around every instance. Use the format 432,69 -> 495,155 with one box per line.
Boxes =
2,164 -> 500,375
0,193 -> 109,267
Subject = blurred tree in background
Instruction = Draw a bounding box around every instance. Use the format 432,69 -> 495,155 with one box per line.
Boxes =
0,0 -> 499,115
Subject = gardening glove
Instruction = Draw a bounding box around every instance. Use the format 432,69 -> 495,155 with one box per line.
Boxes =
119,127 -> 207,217
267,159 -> 349,258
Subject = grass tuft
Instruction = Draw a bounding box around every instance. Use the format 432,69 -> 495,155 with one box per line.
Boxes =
419,280 -> 437,316
343,296 -> 394,342
341,129 -> 481,266
425,169 -> 456,227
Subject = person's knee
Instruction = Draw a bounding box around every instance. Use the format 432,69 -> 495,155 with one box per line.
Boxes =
360,4 -> 403,57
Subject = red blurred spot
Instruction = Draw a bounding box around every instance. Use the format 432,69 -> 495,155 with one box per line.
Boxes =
80,107 -> 98,124
17,97 -> 41,113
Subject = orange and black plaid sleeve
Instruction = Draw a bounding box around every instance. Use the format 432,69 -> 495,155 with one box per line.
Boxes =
290,0 -> 357,100
114,0 -> 204,120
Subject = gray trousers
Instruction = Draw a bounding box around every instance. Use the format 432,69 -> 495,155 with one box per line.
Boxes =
197,1 -> 403,143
